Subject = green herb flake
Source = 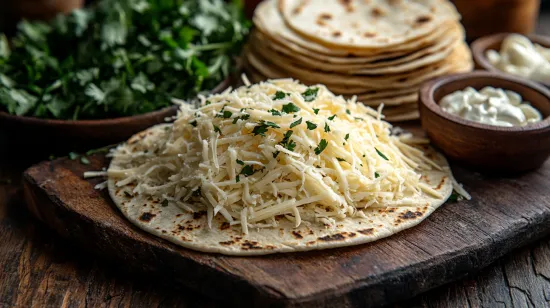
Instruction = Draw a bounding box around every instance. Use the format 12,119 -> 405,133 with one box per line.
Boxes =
302,87 -> 319,102
282,103 -> 300,113
290,117 -> 302,128
251,120 -> 278,137
80,156 -> 90,165
272,151 -> 280,158
375,147 -> 389,161
213,125 -> 221,134
375,172 -> 380,178
236,159 -> 245,165
336,157 -> 346,162
273,91 -> 287,100
236,175 -> 240,183
448,191 -> 459,202
240,165 -> 255,177
306,121 -> 317,130
346,109 -> 351,115
328,114 -> 337,121
314,139 -> 328,155
268,109 -> 282,116
161,199 -> 169,207
69,152 -> 79,160
190,120 -> 197,127
205,100 -> 212,106
345,133 -> 349,141
221,110 -> 232,119
324,122 -> 330,133
313,108 -> 320,115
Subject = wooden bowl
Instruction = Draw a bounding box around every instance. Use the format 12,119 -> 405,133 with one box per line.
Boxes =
471,33 -> 550,88
0,78 -> 232,157
419,71 -> 550,173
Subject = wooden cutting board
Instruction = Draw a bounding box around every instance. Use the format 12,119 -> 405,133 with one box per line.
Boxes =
22,155 -> 550,307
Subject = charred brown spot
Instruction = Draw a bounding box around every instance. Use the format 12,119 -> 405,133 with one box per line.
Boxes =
388,208 -> 396,213
178,225 -> 185,231
333,31 -> 342,38
347,232 -> 357,237
181,236 -> 190,242
139,212 -> 155,222
371,7 -> 384,17
399,211 -> 423,220
219,240 -> 235,246
364,32 -> 376,38
220,222 -> 230,230
358,228 -> 374,235
436,176 -> 447,190
320,13 -> 332,20
176,214 -> 182,217
339,0 -> 352,5
193,211 -> 207,219
161,230 -> 167,234
318,233 -> 345,241
265,245 -> 275,249
292,7 -> 302,15
316,20 -> 327,26
306,241 -> 316,245
242,240 -> 262,250
416,15 -> 432,24
292,231 -> 304,239
398,77 -> 408,82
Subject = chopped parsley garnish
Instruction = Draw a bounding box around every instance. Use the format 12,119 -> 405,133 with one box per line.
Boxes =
220,110 -> 232,118
240,165 -> 256,177
282,103 -> 300,113
302,87 -> 319,102
232,114 -> 250,124
375,172 -> 380,178
190,120 -> 197,127
345,133 -> 349,141
375,147 -> 389,161
252,120 -> 280,136
306,121 -> 317,130
272,151 -> 280,158
328,114 -> 337,121
213,125 -> 221,134
69,152 -> 78,160
336,157 -> 346,162
273,91 -> 287,100
324,122 -> 330,132
268,109 -> 282,116
280,130 -> 296,152
313,108 -> 320,115
290,117 -> 302,128
448,191 -> 459,202
161,199 -> 169,207
80,157 -> 90,165
346,109 -> 351,115
236,175 -> 240,183
314,139 -> 328,155
205,100 -> 212,106
236,159 -> 245,165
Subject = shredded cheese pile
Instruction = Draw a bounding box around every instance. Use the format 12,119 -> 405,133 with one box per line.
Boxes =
108,78 -> 451,234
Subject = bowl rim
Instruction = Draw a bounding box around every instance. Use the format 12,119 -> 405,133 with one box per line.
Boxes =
470,32 -> 550,88
0,76 -> 232,126
419,71 -> 550,133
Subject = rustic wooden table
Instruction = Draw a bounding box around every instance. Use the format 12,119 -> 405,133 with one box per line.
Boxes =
1,13 -> 549,308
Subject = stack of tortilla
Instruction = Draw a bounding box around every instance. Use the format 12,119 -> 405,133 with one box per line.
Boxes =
243,0 -> 474,121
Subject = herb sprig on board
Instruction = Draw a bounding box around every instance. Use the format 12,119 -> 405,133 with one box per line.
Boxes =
0,0 -> 250,120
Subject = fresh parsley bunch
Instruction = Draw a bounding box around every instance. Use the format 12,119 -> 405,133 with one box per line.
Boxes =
0,0 -> 249,120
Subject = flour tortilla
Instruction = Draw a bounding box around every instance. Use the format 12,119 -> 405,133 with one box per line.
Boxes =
108,124 -> 454,255
255,0 -> 456,58
279,0 -> 460,49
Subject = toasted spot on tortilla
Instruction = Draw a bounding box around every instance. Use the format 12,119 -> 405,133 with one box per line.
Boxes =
193,211 -> 206,219
415,15 -> 432,25
358,228 -> 374,235
292,231 -> 304,239
318,234 -> 345,241
219,240 -> 235,246
242,241 -> 262,250
139,212 -> 155,222
220,222 -> 230,230
399,211 -> 423,220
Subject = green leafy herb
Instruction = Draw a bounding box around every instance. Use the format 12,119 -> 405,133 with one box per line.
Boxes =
282,103 -> 300,113
213,125 -> 221,134
251,121 -> 278,136
232,113 -> 250,124
375,172 -> 380,178
236,175 -> 240,183
302,87 -> 319,102
313,108 -> 319,115
336,157 -> 346,162
281,130 -> 296,152
80,156 -> 90,165
240,165 -> 255,177
306,121 -> 317,130
268,109 -> 282,116
314,139 -> 328,155
217,110 -> 232,119
290,117 -> 302,128
236,159 -> 244,165
324,122 -> 330,133
273,91 -> 287,100
346,109 -> 351,115
205,100 -> 212,106
190,120 -> 197,127
161,199 -> 169,207
0,0 -> 250,120
69,152 -> 78,160
375,147 -> 389,161
448,191 -> 459,202
345,133 -> 349,141
328,114 -> 337,120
